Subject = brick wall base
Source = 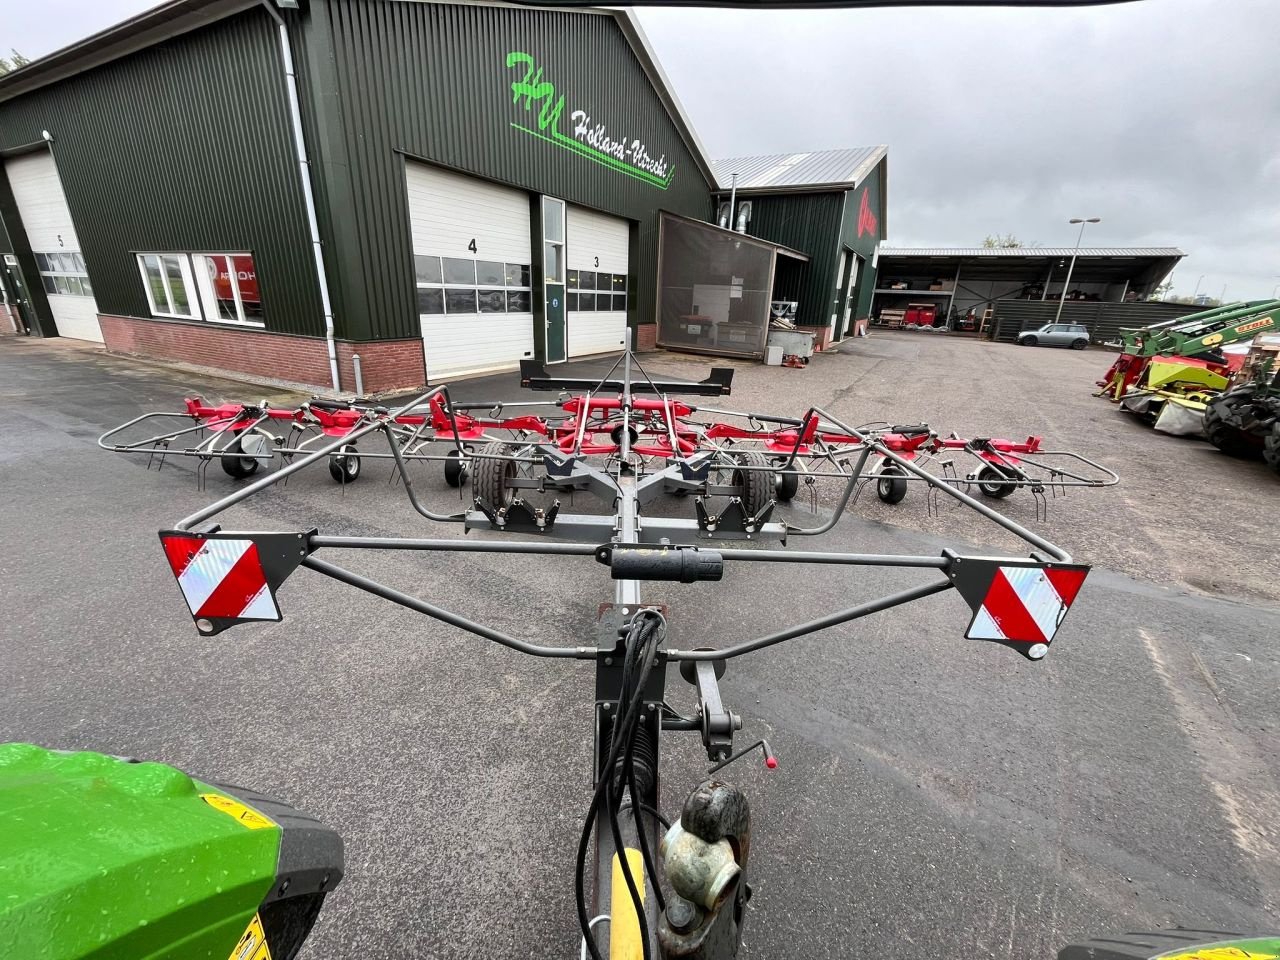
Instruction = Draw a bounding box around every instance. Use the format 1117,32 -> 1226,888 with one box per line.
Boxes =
0,304 -> 21,336
635,323 -> 657,352
99,314 -> 428,394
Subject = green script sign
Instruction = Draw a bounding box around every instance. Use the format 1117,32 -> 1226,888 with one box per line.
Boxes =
506,51 -> 675,189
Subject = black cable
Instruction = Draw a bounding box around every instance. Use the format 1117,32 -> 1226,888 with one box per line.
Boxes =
620,618 -> 668,913
574,613 -> 662,960
638,803 -> 672,831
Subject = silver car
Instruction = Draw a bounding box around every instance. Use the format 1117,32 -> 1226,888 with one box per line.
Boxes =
1017,322 -> 1091,349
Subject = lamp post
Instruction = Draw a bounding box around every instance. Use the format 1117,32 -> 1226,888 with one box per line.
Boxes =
1193,274 -> 1205,299
1053,217 -> 1100,324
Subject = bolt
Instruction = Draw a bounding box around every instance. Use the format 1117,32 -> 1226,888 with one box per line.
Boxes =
195,618 -> 214,633
279,878 -> 291,895
604,657 -> 613,666
602,703 -> 612,711
666,897 -> 698,932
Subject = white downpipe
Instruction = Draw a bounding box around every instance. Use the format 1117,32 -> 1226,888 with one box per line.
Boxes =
274,19 -> 340,392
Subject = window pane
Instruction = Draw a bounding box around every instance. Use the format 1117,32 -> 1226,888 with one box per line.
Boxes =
417,287 -> 444,315
578,292 -> 595,311
444,289 -> 477,313
567,269 -> 579,290
612,274 -> 627,292
505,263 -> 530,287
162,256 -> 189,314
415,255 -> 442,284
66,277 -> 85,296
34,253 -> 49,271
200,255 -> 239,322
80,276 -> 94,297
566,292 -> 579,312
42,275 -> 56,294
578,271 -> 595,291
73,253 -> 87,272
476,261 -> 505,285
542,197 -> 564,242
442,258 -> 475,285
506,290 -> 531,313
613,294 -> 627,312
477,289 -> 506,313
54,275 -> 71,295
57,253 -> 76,273
544,242 -> 563,283
232,255 -> 261,321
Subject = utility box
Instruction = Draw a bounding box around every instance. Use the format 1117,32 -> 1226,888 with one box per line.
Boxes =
766,329 -> 816,359
764,344 -> 783,366
0,743 -> 343,960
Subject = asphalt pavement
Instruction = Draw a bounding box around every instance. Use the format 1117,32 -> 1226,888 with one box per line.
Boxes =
1,335 -> 1277,959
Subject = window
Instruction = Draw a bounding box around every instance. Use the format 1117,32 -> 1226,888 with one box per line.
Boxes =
543,197 -> 565,284
568,270 -> 628,313
414,255 -> 532,316
136,252 -> 261,326
35,251 -> 94,299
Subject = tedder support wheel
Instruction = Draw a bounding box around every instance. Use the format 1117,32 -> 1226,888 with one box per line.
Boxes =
774,461 -> 800,502
1071,339 -> 1088,350
1204,391 -> 1263,459
732,451 -> 774,516
1265,423 -> 1280,476
328,444 -> 361,484
473,441 -> 517,508
220,435 -> 260,479
443,449 -> 469,488
977,465 -> 1017,499
876,465 -> 908,504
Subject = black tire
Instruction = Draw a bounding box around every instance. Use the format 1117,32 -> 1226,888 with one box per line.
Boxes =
473,441 -> 516,508
1022,335 -> 1037,347
220,435 -> 260,479
443,449 -> 468,488
328,444 -> 360,483
774,464 -> 800,502
1071,339 -> 1088,350
1265,422 -> 1280,476
731,451 -> 774,516
977,464 -> 1016,499
876,465 -> 908,504
1204,392 -> 1263,459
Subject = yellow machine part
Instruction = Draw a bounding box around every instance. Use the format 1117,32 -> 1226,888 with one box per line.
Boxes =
609,849 -> 647,960
1145,359 -> 1228,392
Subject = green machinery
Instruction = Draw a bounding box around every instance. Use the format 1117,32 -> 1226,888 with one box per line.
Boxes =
0,743 -> 342,960
1097,299 -> 1280,400
1204,351 -> 1280,474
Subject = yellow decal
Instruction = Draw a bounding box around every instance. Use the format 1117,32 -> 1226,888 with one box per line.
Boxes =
1200,333 -> 1224,347
1158,948 -> 1277,960
228,913 -> 272,960
609,848 -> 647,960
201,793 -> 275,830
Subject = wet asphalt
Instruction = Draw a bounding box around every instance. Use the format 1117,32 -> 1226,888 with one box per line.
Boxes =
1,334 -> 1277,959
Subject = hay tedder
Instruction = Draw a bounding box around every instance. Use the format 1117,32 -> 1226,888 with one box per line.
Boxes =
100,352 -> 1118,522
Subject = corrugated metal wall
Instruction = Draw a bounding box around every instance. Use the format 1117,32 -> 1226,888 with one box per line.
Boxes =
0,10 -> 323,337
297,0 -> 713,342
991,300 -> 1200,343
737,191 -> 844,328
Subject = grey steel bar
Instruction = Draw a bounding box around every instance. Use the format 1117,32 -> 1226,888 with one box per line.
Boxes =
665,579 -> 954,661
302,555 -> 595,659
714,548 -> 950,568
311,535 -> 598,556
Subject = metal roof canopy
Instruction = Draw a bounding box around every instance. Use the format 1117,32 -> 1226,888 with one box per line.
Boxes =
711,146 -> 887,193
660,209 -> 811,262
876,247 -> 1184,286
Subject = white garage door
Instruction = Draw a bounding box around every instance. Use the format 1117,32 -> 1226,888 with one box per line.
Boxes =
566,206 -> 629,358
405,162 -> 534,381
5,151 -> 102,342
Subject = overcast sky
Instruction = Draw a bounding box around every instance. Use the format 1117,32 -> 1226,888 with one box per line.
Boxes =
6,0 -> 1279,300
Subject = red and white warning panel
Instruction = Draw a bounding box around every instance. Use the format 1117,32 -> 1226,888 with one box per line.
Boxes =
946,555 -> 1089,659
158,530 -> 311,635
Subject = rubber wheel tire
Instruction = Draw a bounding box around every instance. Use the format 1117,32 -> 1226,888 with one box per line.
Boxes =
876,465 -> 908,504
1204,392 -> 1262,459
443,449 -> 468,488
220,436 -> 260,479
731,451 -> 774,516
977,465 -> 1016,499
1071,339 -> 1088,350
328,444 -> 361,484
774,464 -> 800,502
1022,335 -> 1037,346
473,441 -> 516,508
1265,422 -> 1280,476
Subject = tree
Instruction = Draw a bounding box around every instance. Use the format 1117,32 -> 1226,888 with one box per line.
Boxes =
982,233 -> 1023,248
0,50 -> 30,76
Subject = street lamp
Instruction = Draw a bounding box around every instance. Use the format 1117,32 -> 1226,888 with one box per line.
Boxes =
1193,274 -> 1205,299
1053,217 -> 1101,324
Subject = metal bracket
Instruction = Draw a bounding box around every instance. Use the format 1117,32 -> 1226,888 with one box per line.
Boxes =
694,498 -> 776,539
680,658 -> 737,762
474,497 -> 560,532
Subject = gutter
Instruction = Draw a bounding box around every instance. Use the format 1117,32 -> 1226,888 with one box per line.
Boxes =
260,0 -> 341,392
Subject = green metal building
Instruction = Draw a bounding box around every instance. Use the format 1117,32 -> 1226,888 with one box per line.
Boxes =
0,0 -> 888,390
